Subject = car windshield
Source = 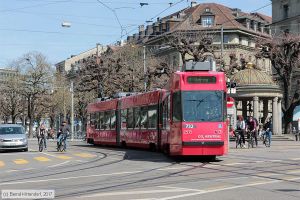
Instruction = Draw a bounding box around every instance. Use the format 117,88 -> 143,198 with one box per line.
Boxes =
182,91 -> 223,122
0,127 -> 24,135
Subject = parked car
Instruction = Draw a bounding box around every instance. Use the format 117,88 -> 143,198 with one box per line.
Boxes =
0,124 -> 28,152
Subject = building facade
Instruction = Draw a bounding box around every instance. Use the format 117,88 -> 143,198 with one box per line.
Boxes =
128,2 -> 273,74
0,68 -> 17,84
272,0 -> 300,34
55,44 -> 107,73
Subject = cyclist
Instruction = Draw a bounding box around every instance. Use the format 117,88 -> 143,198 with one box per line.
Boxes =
264,118 -> 272,147
57,121 -> 70,151
236,115 -> 246,148
247,116 -> 257,147
39,123 -> 47,150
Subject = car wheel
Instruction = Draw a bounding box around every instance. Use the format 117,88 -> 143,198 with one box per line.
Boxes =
24,148 -> 28,152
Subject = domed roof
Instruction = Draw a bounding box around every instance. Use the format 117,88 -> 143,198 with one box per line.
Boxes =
231,63 -> 275,85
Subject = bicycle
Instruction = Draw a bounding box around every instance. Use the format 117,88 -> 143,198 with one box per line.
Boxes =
247,130 -> 255,148
38,135 -> 45,152
262,130 -> 270,147
234,130 -> 243,148
57,135 -> 67,152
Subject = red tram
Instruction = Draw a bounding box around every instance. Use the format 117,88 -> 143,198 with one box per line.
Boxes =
87,64 -> 229,157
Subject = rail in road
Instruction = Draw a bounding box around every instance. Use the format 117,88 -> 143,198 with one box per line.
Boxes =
0,140 -> 300,200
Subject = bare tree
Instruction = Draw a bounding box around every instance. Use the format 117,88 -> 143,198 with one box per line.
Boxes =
13,52 -> 53,137
77,45 -> 174,97
0,73 -> 23,123
164,31 -> 215,68
257,33 -> 300,134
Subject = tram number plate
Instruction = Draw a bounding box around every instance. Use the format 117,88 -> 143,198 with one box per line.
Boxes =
185,124 -> 196,129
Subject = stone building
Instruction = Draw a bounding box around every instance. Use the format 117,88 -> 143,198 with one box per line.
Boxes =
271,0 -> 300,34
231,63 -> 283,135
128,2 -> 273,73
55,44 -> 107,74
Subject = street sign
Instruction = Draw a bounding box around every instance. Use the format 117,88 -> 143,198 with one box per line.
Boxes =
230,88 -> 236,94
227,108 -> 234,115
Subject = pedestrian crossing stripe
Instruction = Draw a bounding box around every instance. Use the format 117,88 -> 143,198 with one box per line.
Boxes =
14,159 -> 29,164
56,155 -> 72,160
34,157 -> 51,162
74,153 -> 96,158
0,152 -> 97,167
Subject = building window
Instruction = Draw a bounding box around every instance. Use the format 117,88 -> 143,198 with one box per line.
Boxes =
253,22 -> 257,32
223,35 -> 229,43
246,20 -> 250,29
201,16 -> 214,27
205,7 -> 211,12
283,4 -> 289,19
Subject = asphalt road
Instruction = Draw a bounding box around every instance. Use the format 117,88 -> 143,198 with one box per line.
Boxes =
0,139 -> 300,200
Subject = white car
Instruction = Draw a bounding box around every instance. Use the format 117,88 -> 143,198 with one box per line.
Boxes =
0,124 -> 28,152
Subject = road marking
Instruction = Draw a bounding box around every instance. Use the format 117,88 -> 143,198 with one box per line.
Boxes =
157,166 -> 190,171
5,168 -> 35,173
204,184 -> 233,191
0,161 -> 5,167
256,172 -> 279,176
157,177 -> 300,200
34,157 -> 51,162
254,161 -> 266,163
48,161 -> 70,168
5,169 -> 19,173
77,189 -> 193,198
75,160 -> 88,163
74,153 -> 96,158
290,158 -> 300,160
40,152 -> 59,158
0,171 -> 143,186
287,169 -> 300,174
224,162 -> 246,166
268,160 -> 282,162
158,186 -> 202,192
56,155 -> 72,160
13,159 -> 29,165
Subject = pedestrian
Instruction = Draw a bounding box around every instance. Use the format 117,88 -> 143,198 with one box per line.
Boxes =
293,127 -> 299,141
236,115 -> 246,148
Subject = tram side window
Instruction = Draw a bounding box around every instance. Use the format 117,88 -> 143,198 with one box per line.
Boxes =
87,114 -> 91,125
90,113 -> 96,127
148,105 -> 157,129
167,95 -> 171,129
99,112 -> 104,130
121,109 -> 127,130
162,99 -> 168,129
172,92 -> 182,122
140,106 -> 148,129
104,111 -> 111,130
127,108 -> 134,129
95,113 -> 100,130
224,92 -> 227,121
111,110 -> 116,129
134,107 -> 141,129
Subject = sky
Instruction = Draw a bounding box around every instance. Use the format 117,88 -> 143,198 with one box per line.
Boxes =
0,0 -> 272,66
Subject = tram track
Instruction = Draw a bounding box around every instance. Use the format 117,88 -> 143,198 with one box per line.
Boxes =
0,146 -> 124,183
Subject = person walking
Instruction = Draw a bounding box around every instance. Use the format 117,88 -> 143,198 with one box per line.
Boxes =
236,115 -> 246,148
